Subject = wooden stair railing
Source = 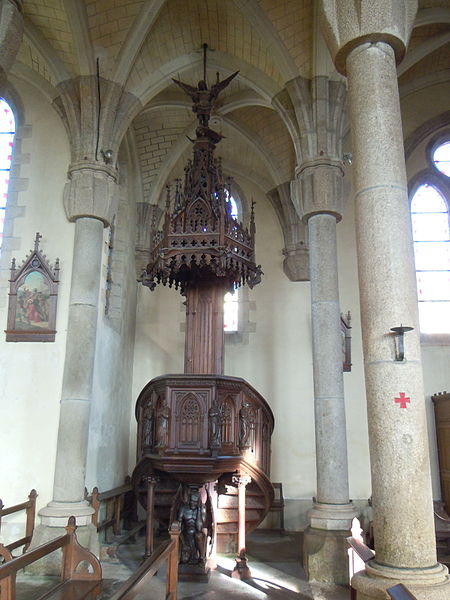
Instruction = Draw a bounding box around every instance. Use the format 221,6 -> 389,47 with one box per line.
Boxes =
86,477 -> 145,555
108,522 -> 180,600
0,490 -> 37,555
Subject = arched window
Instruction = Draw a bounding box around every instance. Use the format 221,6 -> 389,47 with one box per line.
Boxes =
224,194 -> 239,332
410,139 -> 450,334
433,141 -> 450,177
0,98 -> 15,248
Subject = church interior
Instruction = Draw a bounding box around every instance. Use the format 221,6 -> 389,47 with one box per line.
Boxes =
1,1 -> 450,599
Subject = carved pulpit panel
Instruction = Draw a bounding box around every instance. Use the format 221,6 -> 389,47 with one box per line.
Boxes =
220,396 -> 235,446
175,391 -> 208,451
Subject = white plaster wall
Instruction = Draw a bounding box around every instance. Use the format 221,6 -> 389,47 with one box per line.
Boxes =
406,128 -> 450,500
0,78 -> 73,543
224,179 -> 317,527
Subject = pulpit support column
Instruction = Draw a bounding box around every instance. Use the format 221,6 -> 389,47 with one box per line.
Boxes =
232,473 -> 252,580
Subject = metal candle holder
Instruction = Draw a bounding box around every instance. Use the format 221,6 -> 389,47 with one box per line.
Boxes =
390,325 -> 414,361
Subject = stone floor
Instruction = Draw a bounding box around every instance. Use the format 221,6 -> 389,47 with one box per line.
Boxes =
15,529 -> 351,599
13,529 -> 450,599
98,529 -> 351,599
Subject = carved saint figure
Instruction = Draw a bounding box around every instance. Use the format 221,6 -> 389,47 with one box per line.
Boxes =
178,488 -> 207,564
142,403 -> 154,448
172,72 -> 238,129
208,401 -> 222,449
239,400 -> 251,449
155,399 -> 170,448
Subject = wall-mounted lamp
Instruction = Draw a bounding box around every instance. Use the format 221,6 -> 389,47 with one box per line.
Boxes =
390,325 -> 414,361
101,149 -> 113,164
343,152 -> 353,165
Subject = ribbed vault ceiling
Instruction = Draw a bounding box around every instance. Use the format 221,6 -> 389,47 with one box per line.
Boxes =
10,0 -> 450,204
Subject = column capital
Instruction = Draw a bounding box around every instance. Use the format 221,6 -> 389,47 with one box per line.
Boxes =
319,0 -> 418,75
232,473 -> 251,489
63,161 -> 118,227
266,182 -> 309,282
293,159 -> 344,222
144,474 -> 159,486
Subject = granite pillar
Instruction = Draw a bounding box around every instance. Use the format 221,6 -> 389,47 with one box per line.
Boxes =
318,0 -> 450,593
346,40 -> 449,598
30,163 -> 118,571
299,161 -> 356,584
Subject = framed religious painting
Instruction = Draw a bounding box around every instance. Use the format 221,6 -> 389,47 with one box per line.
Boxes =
5,233 -> 60,342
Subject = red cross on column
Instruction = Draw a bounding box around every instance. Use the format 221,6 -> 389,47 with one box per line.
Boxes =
394,392 -> 410,408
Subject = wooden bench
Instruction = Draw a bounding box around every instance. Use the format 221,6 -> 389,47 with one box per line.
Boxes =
0,516 -> 102,600
0,490 -> 37,555
86,477 -> 145,558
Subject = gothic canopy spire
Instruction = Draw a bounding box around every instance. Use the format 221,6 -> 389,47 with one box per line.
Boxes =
140,45 -> 262,295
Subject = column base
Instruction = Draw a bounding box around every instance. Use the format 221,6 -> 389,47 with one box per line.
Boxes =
303,526 -> 351,585
231,550 -> 252,580
309,501 -> 358,530
38,500 -> 95,527
24,500 -> 99,575
353,561 -> 450,599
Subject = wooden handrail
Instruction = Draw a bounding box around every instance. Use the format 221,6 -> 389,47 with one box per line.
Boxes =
97,483 -> 132,502
86,477 -> 138,538
0,490 -> 37,553
109,523 -> 180,600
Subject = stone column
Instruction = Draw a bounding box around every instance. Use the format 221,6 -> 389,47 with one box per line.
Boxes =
297,160 -> 357,584
31,163 -> 118,568
319,1 -> 450,597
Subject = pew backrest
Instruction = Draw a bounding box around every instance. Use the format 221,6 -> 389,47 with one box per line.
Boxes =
0,516 -> 102,600
0,490 -> 37,554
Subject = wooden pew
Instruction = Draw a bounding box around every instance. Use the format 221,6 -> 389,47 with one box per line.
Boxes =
0,490 -> 37,554
0,516 -> 102,600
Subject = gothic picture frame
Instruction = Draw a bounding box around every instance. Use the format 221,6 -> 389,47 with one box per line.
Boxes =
5,233 -> 60,342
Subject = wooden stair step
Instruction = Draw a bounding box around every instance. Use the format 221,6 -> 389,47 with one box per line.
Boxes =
216,509 -> 261,523
217,496 -> 265,509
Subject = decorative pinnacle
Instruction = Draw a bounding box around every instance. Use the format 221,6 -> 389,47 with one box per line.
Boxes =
34,232 -> 42,251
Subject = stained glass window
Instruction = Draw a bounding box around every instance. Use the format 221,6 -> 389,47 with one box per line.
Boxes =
433,141 -> 450,177
411,184 -> 450,333
0,98 -> 15,248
